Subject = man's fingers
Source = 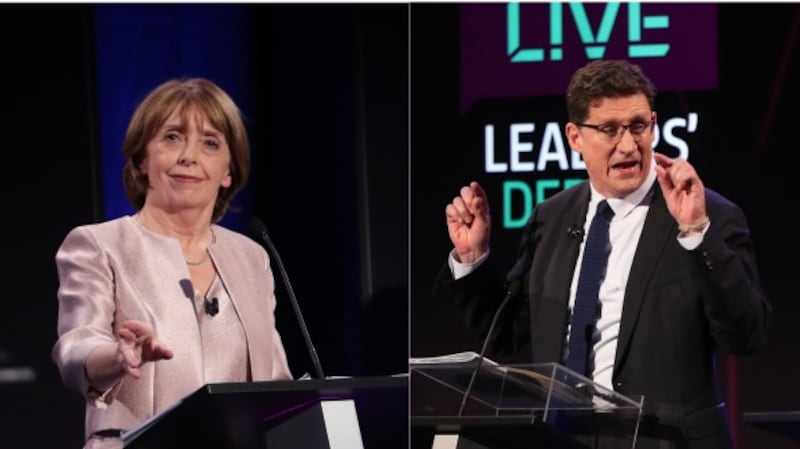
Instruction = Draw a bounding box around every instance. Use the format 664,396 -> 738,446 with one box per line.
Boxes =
462,183 -> 491,217
447,182 -> 491,229
445,203 -> 464,224
472,195 -> 488,216
654,155 -> 701,192
653,152 -> 673,168
470,181 -> 489,203
449,196 -> 473,224
667,160 -> 698,192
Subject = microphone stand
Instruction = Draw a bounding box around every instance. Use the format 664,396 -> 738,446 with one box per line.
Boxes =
250,218 -> 326,380
457,279 -> 522,416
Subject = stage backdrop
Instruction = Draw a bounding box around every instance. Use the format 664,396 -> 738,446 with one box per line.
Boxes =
1,4 -> 407,448
411,3 -> 800,449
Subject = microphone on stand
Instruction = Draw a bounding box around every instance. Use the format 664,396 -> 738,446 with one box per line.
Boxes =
249,218 -> 326,380
457,278 -> 523,416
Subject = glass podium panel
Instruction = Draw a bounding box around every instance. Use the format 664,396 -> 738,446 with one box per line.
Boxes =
411,360 -> 643,449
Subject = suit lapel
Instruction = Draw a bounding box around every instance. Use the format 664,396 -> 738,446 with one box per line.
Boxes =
557,183 -> 591,297
532,183 -> 590,363
613,185 -> 674,376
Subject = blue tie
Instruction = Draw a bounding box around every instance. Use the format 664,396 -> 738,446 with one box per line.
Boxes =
566,200 -> 615,377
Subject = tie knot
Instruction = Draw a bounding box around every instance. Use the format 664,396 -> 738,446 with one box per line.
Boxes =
596,200 -> 615,222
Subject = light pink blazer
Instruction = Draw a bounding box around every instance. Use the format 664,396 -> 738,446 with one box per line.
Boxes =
52,215 -> 292,447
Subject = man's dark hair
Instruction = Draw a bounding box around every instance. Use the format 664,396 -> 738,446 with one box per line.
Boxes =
566,59 -> 656,124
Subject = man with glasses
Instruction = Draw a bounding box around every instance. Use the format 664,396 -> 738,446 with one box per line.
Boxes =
437,59 -> 770,449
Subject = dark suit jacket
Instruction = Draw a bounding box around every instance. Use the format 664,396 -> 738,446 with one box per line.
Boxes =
437,180 -> 770,449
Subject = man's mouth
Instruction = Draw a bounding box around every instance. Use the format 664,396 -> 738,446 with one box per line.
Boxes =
612,161 -> 639,170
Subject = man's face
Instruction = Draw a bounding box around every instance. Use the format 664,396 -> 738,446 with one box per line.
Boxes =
565,94 -> 656,198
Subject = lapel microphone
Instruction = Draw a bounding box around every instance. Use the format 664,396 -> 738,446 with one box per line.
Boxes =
567,225 -> 585,240
204,296 -> 219,316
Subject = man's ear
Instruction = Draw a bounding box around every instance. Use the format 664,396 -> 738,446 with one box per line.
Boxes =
565,122 -> 583,154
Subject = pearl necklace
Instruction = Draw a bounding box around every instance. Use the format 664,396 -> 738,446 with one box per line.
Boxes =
135,213 -> 215,266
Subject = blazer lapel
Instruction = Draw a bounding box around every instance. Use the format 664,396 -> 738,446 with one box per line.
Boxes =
556,183 -> 591,297
532,183 -> 590,363
207,229 -> 278,379
613,185 -> 674,376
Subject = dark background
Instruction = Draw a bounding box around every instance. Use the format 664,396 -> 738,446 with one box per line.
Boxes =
411,3 -> 800,449
1,4 -> 407,448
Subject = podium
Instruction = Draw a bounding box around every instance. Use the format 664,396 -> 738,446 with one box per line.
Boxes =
122,375 -> 407,449
411,361 -> 643,449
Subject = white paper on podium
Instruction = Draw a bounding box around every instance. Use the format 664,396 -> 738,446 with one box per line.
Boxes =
410,351 -> 499,366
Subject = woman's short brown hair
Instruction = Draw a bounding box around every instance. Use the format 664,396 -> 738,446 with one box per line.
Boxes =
121,77 -> 250,223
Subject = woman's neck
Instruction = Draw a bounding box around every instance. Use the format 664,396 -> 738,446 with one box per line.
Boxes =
136,207 -> 214,249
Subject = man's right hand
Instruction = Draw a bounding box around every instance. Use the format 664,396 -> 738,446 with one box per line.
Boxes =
445,181 -> 491,264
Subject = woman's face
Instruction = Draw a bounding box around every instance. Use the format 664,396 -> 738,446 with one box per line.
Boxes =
139,106 -> 232,215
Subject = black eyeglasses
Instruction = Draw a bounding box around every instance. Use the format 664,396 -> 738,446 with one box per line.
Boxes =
577,120 -> 654,141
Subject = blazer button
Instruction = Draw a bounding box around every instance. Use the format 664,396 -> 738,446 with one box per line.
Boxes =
701,250 -> 714,270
